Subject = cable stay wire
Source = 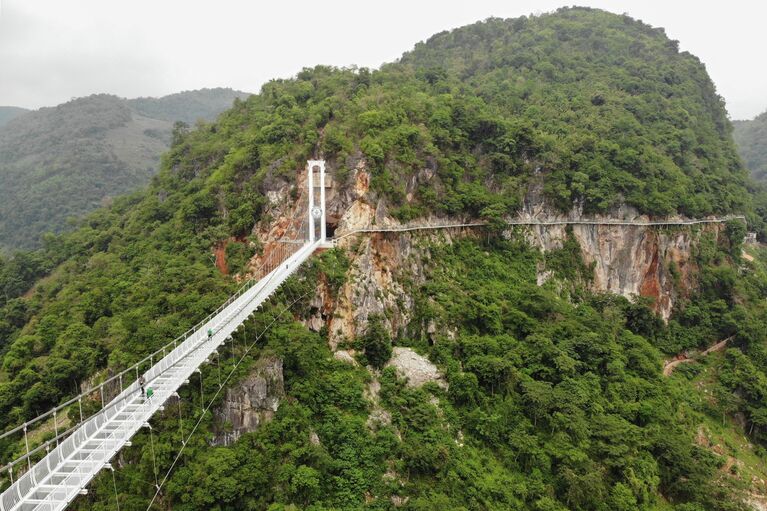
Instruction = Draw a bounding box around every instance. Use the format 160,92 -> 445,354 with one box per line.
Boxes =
143,291 -> 308,511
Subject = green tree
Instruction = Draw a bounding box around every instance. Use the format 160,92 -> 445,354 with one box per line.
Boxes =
363,314 -> 392,369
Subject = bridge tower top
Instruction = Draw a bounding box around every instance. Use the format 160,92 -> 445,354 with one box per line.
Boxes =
306,160 -> 326,243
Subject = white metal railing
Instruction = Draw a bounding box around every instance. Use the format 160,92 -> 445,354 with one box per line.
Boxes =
0,239 -> 320,511
0,239 -> 302,476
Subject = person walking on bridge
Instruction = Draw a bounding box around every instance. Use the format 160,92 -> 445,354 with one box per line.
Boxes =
139,375 -> 146,399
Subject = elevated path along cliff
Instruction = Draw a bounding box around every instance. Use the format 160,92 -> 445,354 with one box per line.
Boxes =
332,215 -> 747,241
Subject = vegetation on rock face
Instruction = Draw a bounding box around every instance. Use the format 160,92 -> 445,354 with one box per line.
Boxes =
0,7 -> 765,510
362,314 -> 393,369
396,9 -> 749,220
0,89 -> 249,252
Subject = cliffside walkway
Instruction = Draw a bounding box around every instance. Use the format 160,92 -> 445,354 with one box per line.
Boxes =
0,161 -> 331,511
332,215 -> 746,241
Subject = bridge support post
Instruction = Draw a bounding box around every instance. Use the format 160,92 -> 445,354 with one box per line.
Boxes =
319,161 -> 326,242
307,162 -> 315,242
307,160 -> 326,242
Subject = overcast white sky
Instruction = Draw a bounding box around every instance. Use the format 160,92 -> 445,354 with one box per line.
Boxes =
0,0 -> 765,119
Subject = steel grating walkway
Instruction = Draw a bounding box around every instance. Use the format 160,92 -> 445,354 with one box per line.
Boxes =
0,239 -> 322,511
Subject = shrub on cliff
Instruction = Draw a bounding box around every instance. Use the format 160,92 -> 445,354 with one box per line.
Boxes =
363,314 -> 392,369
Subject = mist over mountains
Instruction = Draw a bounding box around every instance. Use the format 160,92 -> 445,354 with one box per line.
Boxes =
734,110 -> 767,182
0,88 -> 250,251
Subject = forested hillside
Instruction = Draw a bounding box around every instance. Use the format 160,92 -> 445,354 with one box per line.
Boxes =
0,88 -> 249,252
0,106 -> 28,127
0,7 -> 766,510
734,110 -> 767,181
396,13 -> 748,218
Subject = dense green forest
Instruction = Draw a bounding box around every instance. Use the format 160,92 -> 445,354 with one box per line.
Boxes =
734,110 -> 767,181
0,7 -> 766,510
0,88 -> 249,252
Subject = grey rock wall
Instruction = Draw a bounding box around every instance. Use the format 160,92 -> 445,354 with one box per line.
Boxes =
212,355 -> 284,446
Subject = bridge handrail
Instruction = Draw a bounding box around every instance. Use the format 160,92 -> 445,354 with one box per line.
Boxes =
0,240 -> 302,462
0,238 -> 314,499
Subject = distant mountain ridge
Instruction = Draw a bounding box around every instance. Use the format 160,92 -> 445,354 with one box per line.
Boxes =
0,106 -> 29,127
733,110 -> 767,181
128,88 -> 251,124
0,88 -> 250,252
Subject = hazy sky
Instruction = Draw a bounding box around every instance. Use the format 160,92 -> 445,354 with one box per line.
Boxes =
0,0 -> 765,119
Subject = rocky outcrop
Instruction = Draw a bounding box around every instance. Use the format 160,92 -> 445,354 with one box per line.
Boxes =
328,232 -> 422,349
364,376 -> 393,431
212,355 -> 284,446
333,349 -> 358,365
386,347 -> 447,390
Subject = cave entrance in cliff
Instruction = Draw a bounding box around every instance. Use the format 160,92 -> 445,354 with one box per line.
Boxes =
326,215 -> 339,239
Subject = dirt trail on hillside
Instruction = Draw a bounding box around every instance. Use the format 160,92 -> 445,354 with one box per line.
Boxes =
663,336 -> 733,376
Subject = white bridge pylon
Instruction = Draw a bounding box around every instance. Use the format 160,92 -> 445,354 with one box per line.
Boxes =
306,159 -> 327,243
0,161 -> 326,511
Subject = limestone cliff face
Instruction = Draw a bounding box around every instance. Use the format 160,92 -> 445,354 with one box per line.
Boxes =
321,164 -> 482,347
243,158 -> 468,346
519,198 -> 721,320
533,223 -> 714,320
212,355 -> 284,446
243,160 -> 720,344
